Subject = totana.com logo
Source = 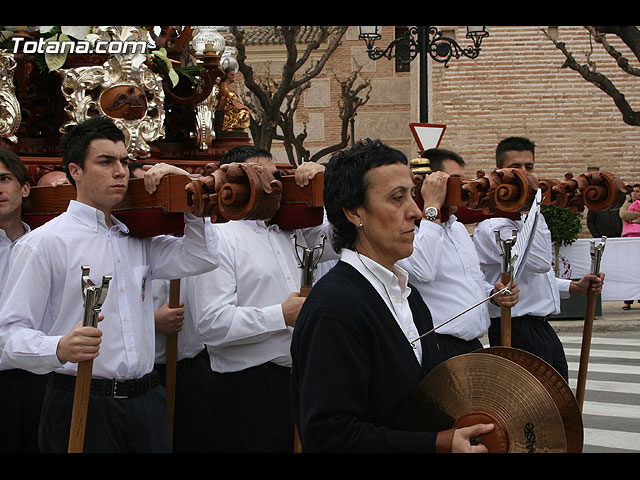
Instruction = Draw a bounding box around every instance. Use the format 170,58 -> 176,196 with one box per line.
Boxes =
11,36 -> 148,55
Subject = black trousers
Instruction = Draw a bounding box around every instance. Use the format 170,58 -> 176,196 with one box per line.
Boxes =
155,349 -> 217,452
208,362 -> 294,453
0,369 -> 48,453
38,372 -> 172,453
434,333 -> 484,361
489,314 -> 569,381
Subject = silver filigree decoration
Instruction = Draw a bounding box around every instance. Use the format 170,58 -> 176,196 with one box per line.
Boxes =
59,26 -> 165,159
0,52 -> 21,143
195,85 -> 218,150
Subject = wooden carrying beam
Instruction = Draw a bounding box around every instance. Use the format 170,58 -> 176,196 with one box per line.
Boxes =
22,166 -> 326,235
412,167 -> 628,221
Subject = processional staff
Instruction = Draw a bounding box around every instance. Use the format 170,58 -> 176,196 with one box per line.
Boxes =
493,189 -> 542,347
495,230 -> 518,347
165,278 -> 181,441
68,266 -> 112,453
291,232 -> 327,453
575,237 -> 606,412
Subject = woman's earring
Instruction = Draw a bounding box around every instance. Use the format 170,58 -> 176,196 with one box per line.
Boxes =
359,222 -> 363,229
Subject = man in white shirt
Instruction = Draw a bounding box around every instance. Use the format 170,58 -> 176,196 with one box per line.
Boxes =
398,148 -> 519,359
0,148 -> 48,453
472,136 -> 603,381
151,278 -> 216,452
184,146 -> 335,452
128,163 -> 216,452
0,116 -> 220,452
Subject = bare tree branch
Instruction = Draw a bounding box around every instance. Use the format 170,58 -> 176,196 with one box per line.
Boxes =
586,26 -> 640,77
544,26 -> 640,127
594,26 -> 640,64
228,26 -> 350,158
309,65 -> 371,162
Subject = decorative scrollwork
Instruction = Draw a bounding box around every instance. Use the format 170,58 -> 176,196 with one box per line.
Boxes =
366,27 -> 419,64
0,52 -> 21,143
362,26 -> 485,68
195,86 -> 218,150
58,26 -> 165,159
428,27 -> 482,67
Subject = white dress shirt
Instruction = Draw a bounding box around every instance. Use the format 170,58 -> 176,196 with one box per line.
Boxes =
342,249 -> 422,364
0,221 -> 30,296
473,215 -> 561,318
152,278 -> 205,364
186,219 -> 336,373
0,201 -> 219,380
556,278 -> 571,299
0,222 -> 31,372
398,215 -> 494,341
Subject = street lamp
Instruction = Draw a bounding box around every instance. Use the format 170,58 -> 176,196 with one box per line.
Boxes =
358,26 -> 489,122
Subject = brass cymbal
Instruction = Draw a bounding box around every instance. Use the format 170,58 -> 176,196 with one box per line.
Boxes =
409,352 -> 567,453
478,347 -> 583,453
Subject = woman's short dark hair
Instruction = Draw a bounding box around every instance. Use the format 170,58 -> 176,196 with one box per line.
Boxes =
324,138 -> 408,252
0,148 -> 29,186
60,115 -> 126,187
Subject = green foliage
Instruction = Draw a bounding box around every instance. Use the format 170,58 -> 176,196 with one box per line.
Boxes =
540,204 -> 583,246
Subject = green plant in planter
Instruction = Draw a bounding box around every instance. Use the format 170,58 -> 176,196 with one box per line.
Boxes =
540,204 -> 583,276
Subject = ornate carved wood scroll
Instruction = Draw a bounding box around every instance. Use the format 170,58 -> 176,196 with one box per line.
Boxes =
412,166 -> 628,216
539,171 -> 627,213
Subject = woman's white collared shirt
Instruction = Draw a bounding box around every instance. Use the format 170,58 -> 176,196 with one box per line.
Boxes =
341,249 -> 422,365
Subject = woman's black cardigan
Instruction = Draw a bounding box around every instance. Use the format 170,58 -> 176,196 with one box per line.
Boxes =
290,260 -> 445,452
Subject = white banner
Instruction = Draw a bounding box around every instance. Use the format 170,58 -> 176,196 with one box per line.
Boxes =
558,237 -> 640,301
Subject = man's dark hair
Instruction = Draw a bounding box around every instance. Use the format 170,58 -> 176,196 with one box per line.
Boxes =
420,147 -> 465,173
219,145 -> 272,166
128,161 -> 153,178
0,148 -> 29,187
60,115 -> 126,186
495,136 -> 536,168
324,138 -> 408,253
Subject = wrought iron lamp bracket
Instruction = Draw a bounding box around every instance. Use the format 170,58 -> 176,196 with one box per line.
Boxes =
363,26 -> 486,68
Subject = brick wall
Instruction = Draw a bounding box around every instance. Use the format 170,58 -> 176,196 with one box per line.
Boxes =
244,26 -> 640,236
429,26 -> 640,186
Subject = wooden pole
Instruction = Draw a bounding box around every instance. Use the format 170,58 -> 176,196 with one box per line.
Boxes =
575,238 -> 605,413
293,286 -> 309,454
575,289 -> 596,411
165,279 -> 181,441
68,270 -> 111,453
67,359 -> 93,453
500,272 -> 512,347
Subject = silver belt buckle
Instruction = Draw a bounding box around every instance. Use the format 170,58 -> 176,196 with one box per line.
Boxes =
111,379 -> 128,399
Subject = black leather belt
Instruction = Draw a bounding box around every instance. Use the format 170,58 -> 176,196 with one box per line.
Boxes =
518,314 -> 551,323
50,370 -> 160,399
491,314 -> 550,323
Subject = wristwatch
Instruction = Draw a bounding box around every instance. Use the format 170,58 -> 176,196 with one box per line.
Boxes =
423,206 -> 440,221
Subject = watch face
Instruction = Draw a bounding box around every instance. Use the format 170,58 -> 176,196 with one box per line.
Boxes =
424,206 -> 438,220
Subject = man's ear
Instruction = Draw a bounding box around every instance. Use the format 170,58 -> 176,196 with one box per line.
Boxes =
67,163 -> 82,183
20,182 -> 30,199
